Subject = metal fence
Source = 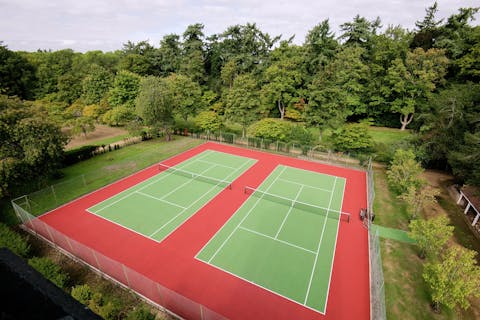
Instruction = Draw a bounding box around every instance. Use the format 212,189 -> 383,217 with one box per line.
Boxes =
11,132 -> 386,319
11,199 -> 227,320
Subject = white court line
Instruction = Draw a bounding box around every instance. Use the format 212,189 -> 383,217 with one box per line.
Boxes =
135,191 -> 187,209
207,166 -> 288,264
90,150 -> 213,213
304,176 -> 337,305
239,226 -> 316,254
196,159 -> 237,170
277,178 -> 331,193
149,159 -> 254,238
274,185 -> 304,239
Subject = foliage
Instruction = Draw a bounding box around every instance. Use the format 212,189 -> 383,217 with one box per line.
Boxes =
125,307 -> 156,320
0,95 -> 68,197
28,257 -> 69,288
386,149 -> 424,195
167,73 -> 202,121
136,76 -> 174,140
398,184 -> 440,220
0,222 -> 30,257
224,73 -> 264,137
248,118 -> 292,142
68,116 -> 95,138
423,245 -> 480,312
63,145 -> 97,166
194,111 -> 223,132
101,105 -> 134,126
331,123 -> 373,153
71,284 -> 93,305
81,65 -> 113,105
108,70 -> 141,109
408,216 -> 453,259
0,43 -> 36,99
71,284 -> 122,320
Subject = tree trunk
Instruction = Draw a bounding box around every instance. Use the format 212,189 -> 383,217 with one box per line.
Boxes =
278,100 -> 285,120
400,113 -> 414,130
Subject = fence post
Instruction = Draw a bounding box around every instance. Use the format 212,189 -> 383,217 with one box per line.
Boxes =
51,185 -> 58,205
81,174 -> 87,188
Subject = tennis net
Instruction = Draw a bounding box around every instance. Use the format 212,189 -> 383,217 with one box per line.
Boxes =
244,186 -> 350,222
159,163 -> 232,189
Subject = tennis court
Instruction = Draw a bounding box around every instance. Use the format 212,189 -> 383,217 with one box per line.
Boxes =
196,165 -> 347,314
87,150 -> 256,242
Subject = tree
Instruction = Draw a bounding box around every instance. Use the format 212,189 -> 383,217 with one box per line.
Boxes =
0,43 -> 36,99
423,245 -> 480,312
152,34 -> 181,76
339,15 -> 382,49
135,76 -> 174,140
303,20 -> 338,75
399,184 -> 440,220
68,116 -> 95,138
0,95 -> 68,197
28,257 -> 69,289
408,216 -> 453,259
261,42 -> 304,119
248,118 -> 292,142
179,23 -> 206,84
411,1 -> 443,50
167,74 -> 202,121
224,73 -> 264,137
384,48 -> 448,130
108,70 -> 141,109
386,149 -> 424,194
82,65 -> 114,105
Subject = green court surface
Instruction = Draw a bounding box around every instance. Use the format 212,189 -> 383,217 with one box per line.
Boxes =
88,150 -> 256,242
196,165 -> 347,314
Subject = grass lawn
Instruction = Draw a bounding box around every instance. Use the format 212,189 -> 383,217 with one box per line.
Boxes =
374,166 -> 480,319
4,137 -> 203,224
368,126 -> 412,145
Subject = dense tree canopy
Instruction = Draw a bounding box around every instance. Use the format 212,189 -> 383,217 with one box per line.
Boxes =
0,2 -> 479,190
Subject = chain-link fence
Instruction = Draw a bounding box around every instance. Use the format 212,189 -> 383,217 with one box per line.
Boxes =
11,200 -> 227,320
369,227 -> 387,320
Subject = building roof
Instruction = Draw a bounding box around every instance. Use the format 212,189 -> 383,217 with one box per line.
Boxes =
461,185 -> 480,213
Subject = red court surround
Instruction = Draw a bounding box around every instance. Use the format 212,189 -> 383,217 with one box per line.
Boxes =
39,141 -> 370,320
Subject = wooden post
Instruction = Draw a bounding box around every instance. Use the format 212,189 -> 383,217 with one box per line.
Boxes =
472,213 -> 480,226
464,203 -> 471,214
457,192 -> 463,204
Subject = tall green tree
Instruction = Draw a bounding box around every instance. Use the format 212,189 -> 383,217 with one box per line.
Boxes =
423,245 -> 480,312
339,15 -> 381,49
408,216 -> 453,259
180,23 -> 206,84
167,74 -> 202,121
135,76 -> 174,140
411,1 -> 443,50
108,70 -> 141,109
0,44 -> 36,99
303,20 -> 338,76
384,48 -> 448,130
81,65 -> 114,105
386,149 -> 424,194
261,42 -> 304,119
224,73 -> 263,137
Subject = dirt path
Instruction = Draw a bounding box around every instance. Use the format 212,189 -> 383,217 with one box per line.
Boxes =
65,125 -> 128,150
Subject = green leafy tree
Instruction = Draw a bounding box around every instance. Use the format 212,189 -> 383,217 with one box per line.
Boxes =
408,216 -> 453,259
108,70 -> 141,109
399,184 -> 440,220
0,43 -> 36,99
385,48 -> 448,130
167,73 -> 202,121
28,257 -> 69,288
339,15 -> 382,49
194,111 -> 223,132
154,34 -> 181,76
423,245 -> 480,312
224,73 -> 264,137
303,20 -> 338,75
261,42 -> 304,119
0,95 -> 68,197
81,65 -> 114,104
68,116 -> 95,138
101,105 -> 134,126
386,149 -> 424,194
179,23 -> 206,84
411,1 -> 443,50
136,76 -> 174,140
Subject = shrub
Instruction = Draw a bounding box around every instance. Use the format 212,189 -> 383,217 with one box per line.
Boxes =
126,307 -> 156,320
28,257 -> 69,288
331,123 -> 374,153
248,118 -> 292,142
194,111 -> 223,132
71,284 -> 93,305
63,145 -> 97,166
0,223 -> 30,257
289,125 -> 314,146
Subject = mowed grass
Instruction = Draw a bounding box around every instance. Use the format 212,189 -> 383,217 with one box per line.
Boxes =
368,126 -> 412,145
5,137 -> 203,223
374,167 -> 480,319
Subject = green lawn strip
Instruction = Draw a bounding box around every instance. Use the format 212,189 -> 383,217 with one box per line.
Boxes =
367,127 -> 412,145
371,225 -> 415,244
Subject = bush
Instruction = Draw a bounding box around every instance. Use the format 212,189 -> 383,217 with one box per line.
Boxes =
289,125 -> 314,146
194,111 -> 223,132
71,284 -> 122,320
28,257 -> 69,288
71,284 -> 93,305
63,145 -> 97,166
0,223 -> 30,257
331,123 -> 374,153
126,307 -> 156,320
248,118 -> 292,142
